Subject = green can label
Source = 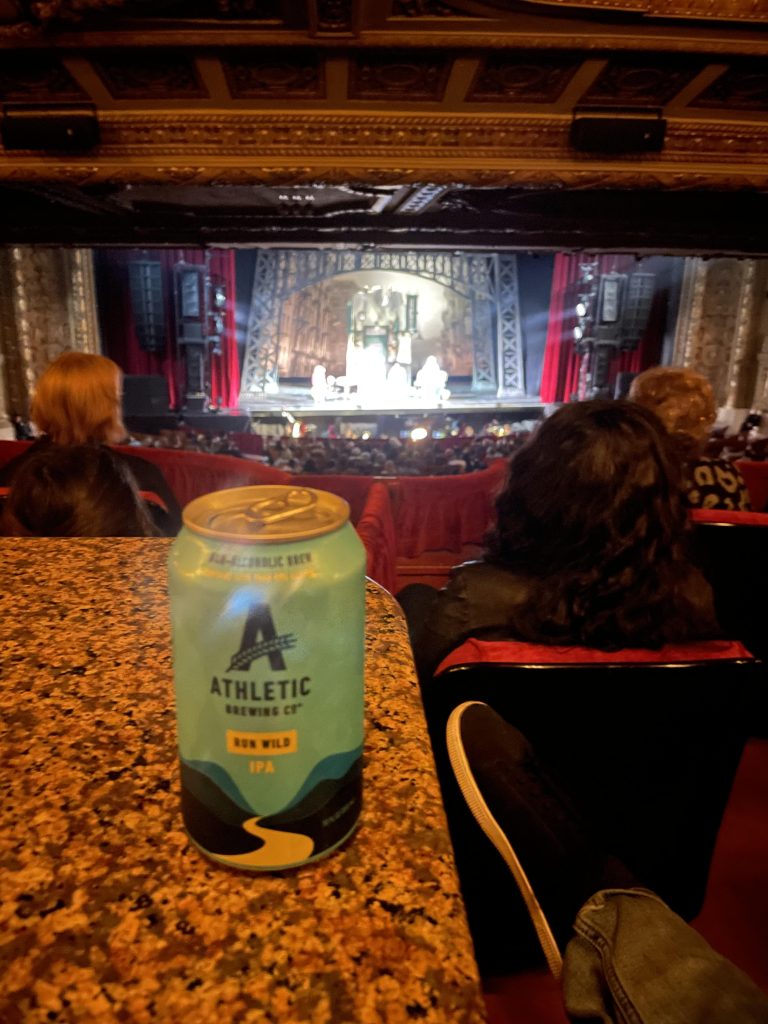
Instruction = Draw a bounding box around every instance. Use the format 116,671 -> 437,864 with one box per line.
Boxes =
168,486 -> 366,871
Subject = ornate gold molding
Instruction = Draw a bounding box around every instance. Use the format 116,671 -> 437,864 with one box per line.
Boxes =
520,0 -> 768,22
1,112 -> 767,189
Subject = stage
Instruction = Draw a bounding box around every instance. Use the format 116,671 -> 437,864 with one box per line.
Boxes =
238,383 -> 546,422
124,380 -> 546,438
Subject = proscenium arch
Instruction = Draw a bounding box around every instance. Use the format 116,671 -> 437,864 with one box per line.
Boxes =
238,249 -> 525,403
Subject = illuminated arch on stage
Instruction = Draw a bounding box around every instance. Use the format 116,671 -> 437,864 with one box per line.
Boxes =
238,249 -> 524,405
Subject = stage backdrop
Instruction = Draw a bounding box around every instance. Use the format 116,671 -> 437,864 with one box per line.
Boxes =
276,269 -> 474,380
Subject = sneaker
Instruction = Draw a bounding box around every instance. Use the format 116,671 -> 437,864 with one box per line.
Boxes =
446,701 -> 615,978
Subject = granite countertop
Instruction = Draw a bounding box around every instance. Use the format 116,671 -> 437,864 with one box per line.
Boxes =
0,539 -> 485,1024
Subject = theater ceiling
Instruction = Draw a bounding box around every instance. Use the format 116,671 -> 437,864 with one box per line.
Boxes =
0,0 -> 767,249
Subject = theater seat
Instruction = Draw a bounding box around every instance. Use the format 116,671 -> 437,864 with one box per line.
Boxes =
420,637 -> 761,976
688,509 -> 768,669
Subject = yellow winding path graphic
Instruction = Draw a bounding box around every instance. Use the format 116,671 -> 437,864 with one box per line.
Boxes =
219,816 -> 314,868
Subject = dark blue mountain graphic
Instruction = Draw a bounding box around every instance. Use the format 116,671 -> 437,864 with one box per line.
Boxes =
180,760 -> 262,855
260,756 -> 362,853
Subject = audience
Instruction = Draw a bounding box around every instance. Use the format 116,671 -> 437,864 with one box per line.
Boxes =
630,365 -> 752,510
0,352 -> 181,534
399,399 -> 720,682
1,445 -> 160,537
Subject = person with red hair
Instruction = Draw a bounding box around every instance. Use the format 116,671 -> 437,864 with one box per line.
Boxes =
0,351 -> 181,534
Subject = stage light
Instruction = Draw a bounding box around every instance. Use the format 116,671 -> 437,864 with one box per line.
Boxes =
361,431 -> 371,440
410,427 -> 428,442
576,302 -> 587,318
574,325 -> 583,340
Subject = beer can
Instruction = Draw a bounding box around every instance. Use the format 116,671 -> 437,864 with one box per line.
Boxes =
167,485 -> 366,871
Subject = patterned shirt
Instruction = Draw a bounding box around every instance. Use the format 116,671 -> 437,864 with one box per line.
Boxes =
685,456 -> 752,512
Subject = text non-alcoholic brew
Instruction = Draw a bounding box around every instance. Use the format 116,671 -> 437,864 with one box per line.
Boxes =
168,485 -> 366,871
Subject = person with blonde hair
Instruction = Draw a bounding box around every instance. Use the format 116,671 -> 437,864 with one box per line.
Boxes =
629,365 -> 751,511
0,351 -> 181,533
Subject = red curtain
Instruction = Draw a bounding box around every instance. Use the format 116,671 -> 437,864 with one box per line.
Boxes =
95,248 -> 240,409
539,254 -> 664,403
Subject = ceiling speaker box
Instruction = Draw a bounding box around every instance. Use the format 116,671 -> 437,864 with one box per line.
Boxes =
570,108 -> 666,154
1,104 -> 99,152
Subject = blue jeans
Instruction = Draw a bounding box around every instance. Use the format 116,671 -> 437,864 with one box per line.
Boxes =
563,889 -> 768,1023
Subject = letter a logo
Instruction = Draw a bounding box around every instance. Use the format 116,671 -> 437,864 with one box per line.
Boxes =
228,602 -> 297,672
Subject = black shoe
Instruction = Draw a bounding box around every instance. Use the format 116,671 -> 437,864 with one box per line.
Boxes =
446,701 -> 616,978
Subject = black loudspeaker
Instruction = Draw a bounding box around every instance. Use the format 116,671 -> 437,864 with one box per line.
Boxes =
128,261 -> 166,354
1,103 -> 99,151
123,375 -> 172,417
570,108 -> 666,153
614,371 -> 637,400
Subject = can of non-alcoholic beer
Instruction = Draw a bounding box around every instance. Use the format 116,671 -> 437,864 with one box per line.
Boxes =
167,485 -> 366,871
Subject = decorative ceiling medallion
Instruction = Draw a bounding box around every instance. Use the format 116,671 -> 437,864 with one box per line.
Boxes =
691,63 -> 768,111
224,52 -> 325,99
469,53 -> 581,103
316,0 -> 354,32
349,52 -> 453,100
582,59 -> 704,106
93,52 -> 208,100
0,56 -> 86,101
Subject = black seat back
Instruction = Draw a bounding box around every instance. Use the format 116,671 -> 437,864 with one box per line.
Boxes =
422,655 -> 761,972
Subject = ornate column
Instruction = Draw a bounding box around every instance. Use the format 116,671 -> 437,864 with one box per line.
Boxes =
671,257 -> 767,417
746,264 -> 768,412
0,247 -> 101,432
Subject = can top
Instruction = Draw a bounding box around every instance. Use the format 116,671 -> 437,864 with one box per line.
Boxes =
182,485 -> 351,544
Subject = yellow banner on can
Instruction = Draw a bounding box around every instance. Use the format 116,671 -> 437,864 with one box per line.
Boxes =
226,729 -> 298,756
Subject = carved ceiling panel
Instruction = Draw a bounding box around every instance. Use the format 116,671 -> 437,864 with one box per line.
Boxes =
691,63 -> 768,111
224,52 -> 325,99
348,51 -> 453,101
581,59 -> 706,107
93,52 -> 208,100
468,53 -> 582,103
0,55 -> 86,101
1,0 -> 768,241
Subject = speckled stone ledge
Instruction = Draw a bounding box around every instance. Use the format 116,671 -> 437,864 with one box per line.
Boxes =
0,539 -> 486,1024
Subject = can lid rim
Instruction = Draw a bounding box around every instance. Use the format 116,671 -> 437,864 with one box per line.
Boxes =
182,485 -> 351,544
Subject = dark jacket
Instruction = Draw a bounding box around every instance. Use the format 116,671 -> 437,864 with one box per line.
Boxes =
0,438 -> 182,536
407,559 -> 718,683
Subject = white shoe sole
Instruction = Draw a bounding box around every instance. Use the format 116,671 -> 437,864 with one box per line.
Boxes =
446,700 -> 564,979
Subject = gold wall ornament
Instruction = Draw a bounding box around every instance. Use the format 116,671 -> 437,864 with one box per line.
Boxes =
671,256 -> 768,409
0,247 -> 102,421
68,249 -> 101,357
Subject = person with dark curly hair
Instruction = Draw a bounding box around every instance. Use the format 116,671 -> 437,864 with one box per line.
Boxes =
399,399 -> 719,682
1,444 -> 160,538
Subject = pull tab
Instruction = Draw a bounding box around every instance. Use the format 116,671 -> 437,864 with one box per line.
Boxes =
241,488 -> 317,526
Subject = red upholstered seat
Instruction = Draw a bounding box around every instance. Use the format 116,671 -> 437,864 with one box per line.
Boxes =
391,458 -> 508,558
353,481 -> 397,594
435,636 -> 754,676
736,460 -> 768,513
689,507 -> 768,527
112,445 -> 290,507
293,473 -> 377,525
